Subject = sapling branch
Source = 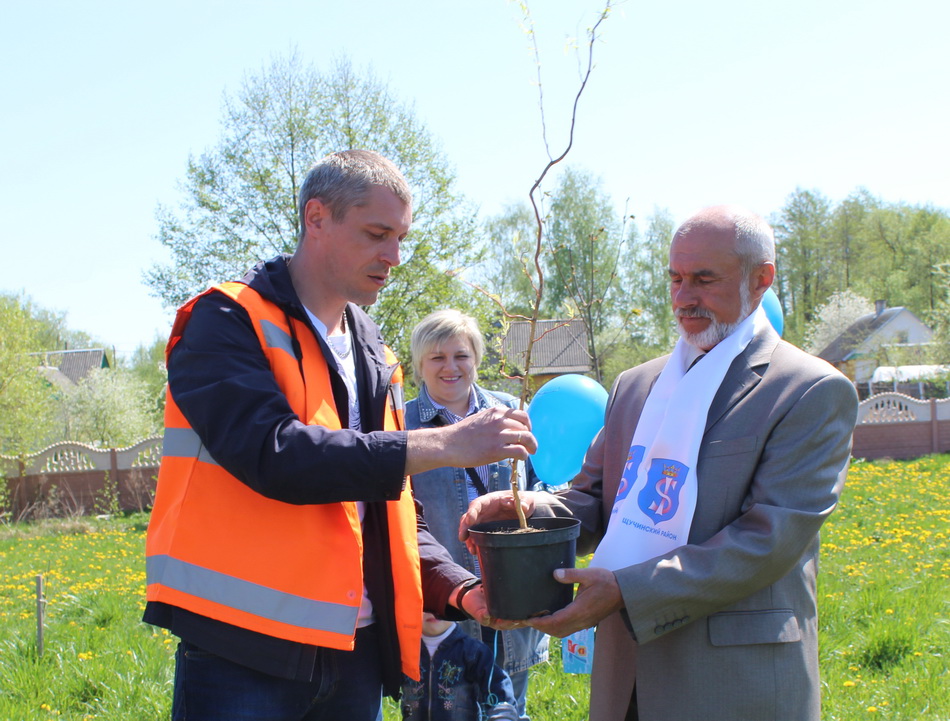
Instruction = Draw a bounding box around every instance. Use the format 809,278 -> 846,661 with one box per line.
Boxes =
505,2 -> 613,529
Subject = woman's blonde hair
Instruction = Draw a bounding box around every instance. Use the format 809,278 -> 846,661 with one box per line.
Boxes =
409,310 -> 484,385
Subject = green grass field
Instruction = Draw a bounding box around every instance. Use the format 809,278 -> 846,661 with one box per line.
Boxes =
1,456 -> 947,720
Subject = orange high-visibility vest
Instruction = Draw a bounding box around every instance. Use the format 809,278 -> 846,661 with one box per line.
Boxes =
145,282 -> 423,678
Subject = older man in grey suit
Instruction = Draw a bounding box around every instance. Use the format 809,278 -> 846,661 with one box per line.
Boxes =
461,206 -> 859,721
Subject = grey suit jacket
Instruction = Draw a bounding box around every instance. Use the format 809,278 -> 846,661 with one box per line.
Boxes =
541,326 -> 858,721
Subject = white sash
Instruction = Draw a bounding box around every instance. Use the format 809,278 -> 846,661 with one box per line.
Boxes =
590,306 -> 768,571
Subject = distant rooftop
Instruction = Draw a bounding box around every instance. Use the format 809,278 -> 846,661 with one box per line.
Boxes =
502,319 -> 591,376
817,307 -> 905,363
31,348 -> 110,384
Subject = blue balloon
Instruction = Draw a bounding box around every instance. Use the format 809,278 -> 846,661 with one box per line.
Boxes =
527,374 -> 608,488
762,287 -> 784,337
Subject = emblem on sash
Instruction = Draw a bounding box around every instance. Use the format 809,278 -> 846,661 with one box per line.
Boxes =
637,458 -> 688,525
611,445 -> 645,515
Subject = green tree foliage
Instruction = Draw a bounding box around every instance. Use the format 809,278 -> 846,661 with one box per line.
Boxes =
477,168 -> 636,383
774,188 -> 950,349
594,208 -> 679,387
859,203 -> 950,314
28,307 -> 100,355
546,168 -> 636,382
547,171 -> 628,315
627,208 -> 677,353
0,294 -> 59,455
480,203 -> 539,319
483,188 -> 949,383
828,189 -> 875,290
0,295 -> 162,454
145,52 -> 485,364
925,262 -> 950,366
125,334 -> 168,428
773,188 -> 834,342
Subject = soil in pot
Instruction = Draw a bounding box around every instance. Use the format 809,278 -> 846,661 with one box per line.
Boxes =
468,516 -> 581,620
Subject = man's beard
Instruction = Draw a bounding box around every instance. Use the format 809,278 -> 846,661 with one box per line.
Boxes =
675,283 -> 753,349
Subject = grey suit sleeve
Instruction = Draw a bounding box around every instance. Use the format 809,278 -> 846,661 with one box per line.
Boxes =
615,371 -> 857,643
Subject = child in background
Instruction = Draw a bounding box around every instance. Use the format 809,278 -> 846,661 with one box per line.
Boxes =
401,613 -> 519,721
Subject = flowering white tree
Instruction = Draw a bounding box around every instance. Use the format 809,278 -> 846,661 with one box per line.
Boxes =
803,290 -> 873,355
61,369 -> 157,447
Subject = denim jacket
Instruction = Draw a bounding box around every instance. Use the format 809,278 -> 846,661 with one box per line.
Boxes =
406,384 -> 549,675
401,624 -> 519,721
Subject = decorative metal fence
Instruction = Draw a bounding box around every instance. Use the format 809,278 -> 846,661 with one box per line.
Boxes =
2,393 -> 948,520
851,393 -> 950,460
0,437 -> 162,521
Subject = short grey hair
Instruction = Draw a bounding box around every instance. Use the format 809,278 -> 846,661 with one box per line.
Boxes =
733,211 -> 775,278
297,149 -> 412,242
409,310 -> 485,385
675,205 -> 775,279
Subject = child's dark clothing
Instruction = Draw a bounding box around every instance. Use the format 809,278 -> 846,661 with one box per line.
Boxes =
401,624 -> 519,721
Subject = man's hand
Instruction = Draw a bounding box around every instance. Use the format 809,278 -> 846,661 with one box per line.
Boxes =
453,582 -> 491,626
406,407 -> 536,476
458,490 -> 539,550
454,584 -> 540,632
524,567 -> 624,638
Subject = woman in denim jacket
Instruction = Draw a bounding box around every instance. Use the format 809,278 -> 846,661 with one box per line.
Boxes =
406,310 -> 549,721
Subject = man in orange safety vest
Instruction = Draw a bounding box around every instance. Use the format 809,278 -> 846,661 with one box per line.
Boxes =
144,149 -> 536,721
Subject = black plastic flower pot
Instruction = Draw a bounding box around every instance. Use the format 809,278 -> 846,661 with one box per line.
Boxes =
468,516 -> 581,620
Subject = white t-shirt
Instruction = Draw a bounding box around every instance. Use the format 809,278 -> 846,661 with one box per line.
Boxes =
421,622 -> 456,658
305,308 -> 373,627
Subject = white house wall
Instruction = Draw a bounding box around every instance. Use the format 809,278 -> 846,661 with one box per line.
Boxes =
853,311 -> 934,383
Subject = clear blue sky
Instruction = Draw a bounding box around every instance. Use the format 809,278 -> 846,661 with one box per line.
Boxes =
2,0 -> 947,358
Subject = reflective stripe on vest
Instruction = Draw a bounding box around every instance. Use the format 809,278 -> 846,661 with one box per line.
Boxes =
259,318 -> 296,358
146,555 -> 358,634
161,427 -> 218,466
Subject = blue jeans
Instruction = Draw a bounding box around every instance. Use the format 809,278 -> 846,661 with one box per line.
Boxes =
172,627 -> 384,721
